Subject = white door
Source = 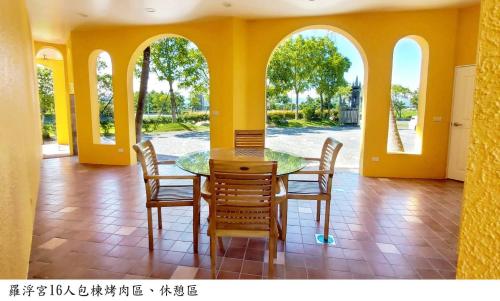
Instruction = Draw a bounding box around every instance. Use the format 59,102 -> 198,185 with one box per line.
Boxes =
447,65 -> 476,181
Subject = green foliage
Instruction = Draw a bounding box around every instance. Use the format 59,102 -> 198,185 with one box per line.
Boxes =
300,97 -> 320,121
401,108 -> 418,120
309,36 -> 351,111
141,112 -> 210,132
37,65 -> 55,120
96,53 -> 115,135
42,124 -> 55,140
267,34 -> 352,118
392,99 -> 407,119
267,35 -> 314,118
148,37 -> 210,120
335,85 -> 353,109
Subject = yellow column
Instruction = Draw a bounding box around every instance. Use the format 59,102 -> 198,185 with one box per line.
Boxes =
456,0 -> 500,279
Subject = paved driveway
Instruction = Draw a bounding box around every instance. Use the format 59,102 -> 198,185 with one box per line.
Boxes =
150,126 -> 362,168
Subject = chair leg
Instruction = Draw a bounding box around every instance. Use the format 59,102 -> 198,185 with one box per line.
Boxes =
157,207 -> 162,229
323,200 -> 331,242
280,200 -> 288,241
210,234 -> 217,279
268,235 -> 276,277
192,203 -> 200,254
147,207 -> 154,250
316,200 -> 321,222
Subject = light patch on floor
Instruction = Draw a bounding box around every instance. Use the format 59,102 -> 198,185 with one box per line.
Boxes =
115,226 -> 137,236
59,207 -> 78,213
376,243 -> 401,254
298,207 -> 312,214
378,178 -> 391,182
403,215 -> 423,224
264,251 -> 285,265
38,238 -> 67,250
170,266 -> 199,279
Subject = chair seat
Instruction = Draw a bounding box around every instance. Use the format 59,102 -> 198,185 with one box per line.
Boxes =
287,180 -> 325,195
152,185 -> 194,201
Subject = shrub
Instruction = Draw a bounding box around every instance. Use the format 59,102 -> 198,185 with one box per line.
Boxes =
401,108 -> 417,120
267,110 -> 303,121
42,124 -> 54,140
182,112 -> 209,123
301,100 -> 320,121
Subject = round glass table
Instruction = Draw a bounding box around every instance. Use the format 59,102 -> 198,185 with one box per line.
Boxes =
176,148 -> 306,176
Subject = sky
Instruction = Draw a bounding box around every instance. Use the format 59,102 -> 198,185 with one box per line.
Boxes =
127,29 -> 422,98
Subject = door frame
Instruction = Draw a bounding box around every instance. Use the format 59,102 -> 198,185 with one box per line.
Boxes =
446,64 -> 476,180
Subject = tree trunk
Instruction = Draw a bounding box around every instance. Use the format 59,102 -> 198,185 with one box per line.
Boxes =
338,95 -> 343,125
135,46 -> 150,143
168,81 -> 177,123
388,102 -> 405,152
295,91 -> 299,120
319,93 -> 324,119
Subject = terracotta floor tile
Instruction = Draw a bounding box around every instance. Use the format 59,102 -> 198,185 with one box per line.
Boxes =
38,238 -> 67,250
170,266 -> 199,279
220,258 -> 243,273
241,260 -> 263,276
28,158 -> 464,280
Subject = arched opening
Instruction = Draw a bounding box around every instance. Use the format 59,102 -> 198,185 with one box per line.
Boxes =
387,36 -> 428,154
36,47 -> 71,158
89,50 -> 116,144
129,35 -> 210,160
265,27 -> 367,170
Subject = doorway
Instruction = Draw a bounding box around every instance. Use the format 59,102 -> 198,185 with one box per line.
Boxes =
447,65 -> 476,181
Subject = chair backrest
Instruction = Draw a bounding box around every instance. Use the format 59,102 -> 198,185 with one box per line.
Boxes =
209,159 -> 278,232
318,137 -> 343,194
133,140 -> 159,201
234,130 -> 265,148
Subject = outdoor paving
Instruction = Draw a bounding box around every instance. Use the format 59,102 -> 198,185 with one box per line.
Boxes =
150,127 -> 362,168
150,126 -> 417,169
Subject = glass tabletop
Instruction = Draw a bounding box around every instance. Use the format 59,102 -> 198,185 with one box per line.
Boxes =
176,148 -> 306,176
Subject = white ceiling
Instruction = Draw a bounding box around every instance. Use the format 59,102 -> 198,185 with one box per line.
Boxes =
26,0 -> 479,44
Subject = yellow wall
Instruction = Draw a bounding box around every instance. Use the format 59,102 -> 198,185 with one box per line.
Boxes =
456,0 -> 500,279
454,5 -> 480,66
36,58 -> 70,144
70,7 -> 478,179
0,0 -> 41,278
34,42 -> 74,154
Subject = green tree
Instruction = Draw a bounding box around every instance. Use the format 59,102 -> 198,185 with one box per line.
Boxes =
388,84 -> 411,152
410,90 -> 419,108
188,92 -> 202,112
334,85 -> 352,123
266,85 -> 291,110
309,36 -> 351,118
267,35 -> 313,119
96,54 -> 114,135
134,46 -> 150,142
37,65 -> 55,123
150,37 -> 208,122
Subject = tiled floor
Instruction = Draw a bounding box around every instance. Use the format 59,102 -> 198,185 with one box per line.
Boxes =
29,157 -> 463,279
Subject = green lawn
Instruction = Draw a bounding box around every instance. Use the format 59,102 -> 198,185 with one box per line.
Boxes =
272,119 -> 338,128
100,122 -> 209,136
148,122 -> 209,133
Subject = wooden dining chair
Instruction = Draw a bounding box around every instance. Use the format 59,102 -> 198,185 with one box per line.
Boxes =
133,140 -> 200,252
234,130 -> 265,148
207,159 -> 280,278
286,137 -> 343,242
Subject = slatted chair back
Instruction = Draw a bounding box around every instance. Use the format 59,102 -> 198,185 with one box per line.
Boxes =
234,130 -> 265,148
318,137 -> 343,193
133,140 -> 160,201
208,160 -> 278,232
